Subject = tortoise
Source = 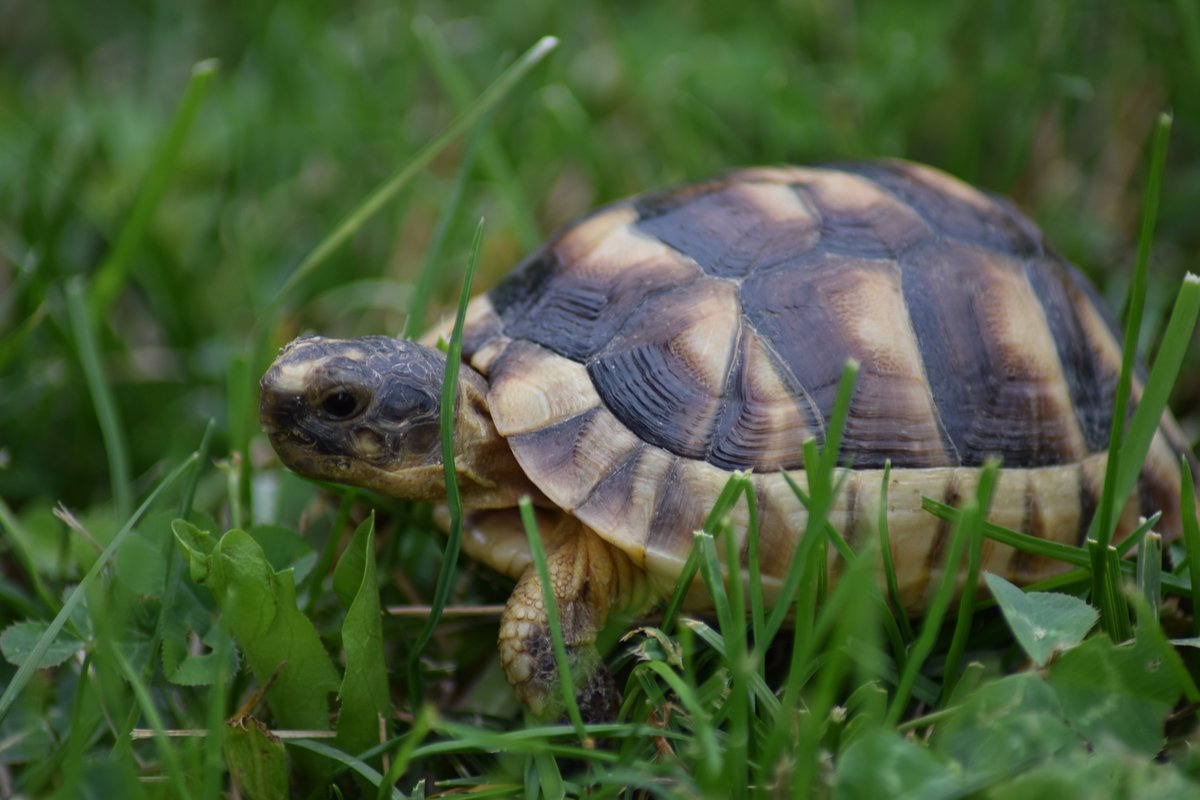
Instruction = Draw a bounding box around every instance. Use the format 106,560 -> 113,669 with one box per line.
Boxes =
259,160 -> 1197,719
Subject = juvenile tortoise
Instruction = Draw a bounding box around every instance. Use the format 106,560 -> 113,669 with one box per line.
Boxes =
260,160 -> 1198,719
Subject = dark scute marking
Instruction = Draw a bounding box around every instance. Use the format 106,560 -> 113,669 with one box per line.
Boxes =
796,182 -> 924,260
743,252 -> 949,469
898,248 -> 979,464
1077,463 -> 1098,547
1008,483 -> 1041,581
841,478 -> 860,553
925,478 -> 961,571
633,178 -> 726,219
648,459 -> 706,553
577,444 -> 645,520
1021,254 -> 1117,453
588,343 -> 714,460
489,246 -> 559,319
587,283 -> 733,461
836,161 -> 1044,257
510,408 -> 601,479
490,217 -> 706,362
901,241 -> 1080,467
636,182 -> 816,278
739,252 -> 851,454
490,246 -> 623,362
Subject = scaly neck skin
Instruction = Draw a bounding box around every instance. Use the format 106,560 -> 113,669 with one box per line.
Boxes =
373,364 -> 539,510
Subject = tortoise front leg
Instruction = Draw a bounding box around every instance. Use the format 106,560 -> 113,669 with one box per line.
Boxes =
498,520 -> 646,721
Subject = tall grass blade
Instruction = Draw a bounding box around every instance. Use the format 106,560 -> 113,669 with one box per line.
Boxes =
1181,458 -> 1200,635
1137,531 -> 1162,622
517,497 -> 588,742
411,17 -> 541,252
764,359 -> 858,645
877,460 -> 914,641
406,219 -> 483,702
402,131 -> 481,339
939,460 -> 994,705
287,739 -> 405,800
1091,539 -> 1133,641
661,472 -> 749,631
1091,112 -> 1171,558
886,463 -> 997,726
65,277 -> 132,518
88,59 -> 219,317
274,36 -> 558,303
113,647 -> 193,800
0,452 -> 198,724
0,498 -> 60,613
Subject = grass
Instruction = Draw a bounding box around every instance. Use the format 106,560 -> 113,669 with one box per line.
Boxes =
2,1 -> 1200,797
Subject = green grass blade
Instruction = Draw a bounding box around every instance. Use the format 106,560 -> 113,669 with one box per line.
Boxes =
1090,538 -> 1133,641
407,219 -> 483,702
273,36 -> 558,304
1091,111 -> 1172,553
0,498 -> 60,613
65,277 -> 133,519
742,478 -> 767,668
202,620 -> 233,800
402,131 -> 481,339
641,661 -> 721,782
1117,511 -> 1162,557
1091,270 -> 1200,552
1181,458 -> 1200,635
0,452 -> 199,724
661,471 -> 749,631
938,461 -> 993,705
877,460 -> 915,641
113,647 -> 193,800
923,498 -> 1088,566
887,463 -> 997,725
1137,531 -> 1162,622
303,488 -> 358,613
178,418 -> 215,520
679,618 -> 781,717
88,59 -> 219,317
411,16 -> 541,252
517,498 -> 588,742
287,739 -> 405,800
763,360 -> 858,645
377,705 -> 435,800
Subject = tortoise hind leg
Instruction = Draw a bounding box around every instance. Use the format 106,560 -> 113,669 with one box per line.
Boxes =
498,518 -> 646,721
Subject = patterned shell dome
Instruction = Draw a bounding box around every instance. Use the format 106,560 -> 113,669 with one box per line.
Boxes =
432,161 -> 1190,603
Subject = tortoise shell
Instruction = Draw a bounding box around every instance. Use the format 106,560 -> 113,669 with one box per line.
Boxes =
429,161 -> 1192,607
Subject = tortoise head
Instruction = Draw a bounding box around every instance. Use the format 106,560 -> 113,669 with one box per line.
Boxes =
259,335 -> 448,498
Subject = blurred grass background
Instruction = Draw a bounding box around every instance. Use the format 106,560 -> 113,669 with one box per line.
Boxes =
2,0 -> 1198,515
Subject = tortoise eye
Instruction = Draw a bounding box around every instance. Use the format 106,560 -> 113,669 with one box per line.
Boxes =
319,390 -> 362,420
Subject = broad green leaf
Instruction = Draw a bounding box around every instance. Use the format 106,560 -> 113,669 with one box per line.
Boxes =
932,673 -> 1081,780
1048,627 -> 1183,755
834,730 -> 962,800
165,625 -> 239,687
225,716 -> 288,800
989,749 -> 1200,800
332,514 -> 390,767
172,520 -> 339,734
984,573 -> 1098,667
115,530 -> 167,596
248,524 -> 317,582
0,621 -> 85,668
